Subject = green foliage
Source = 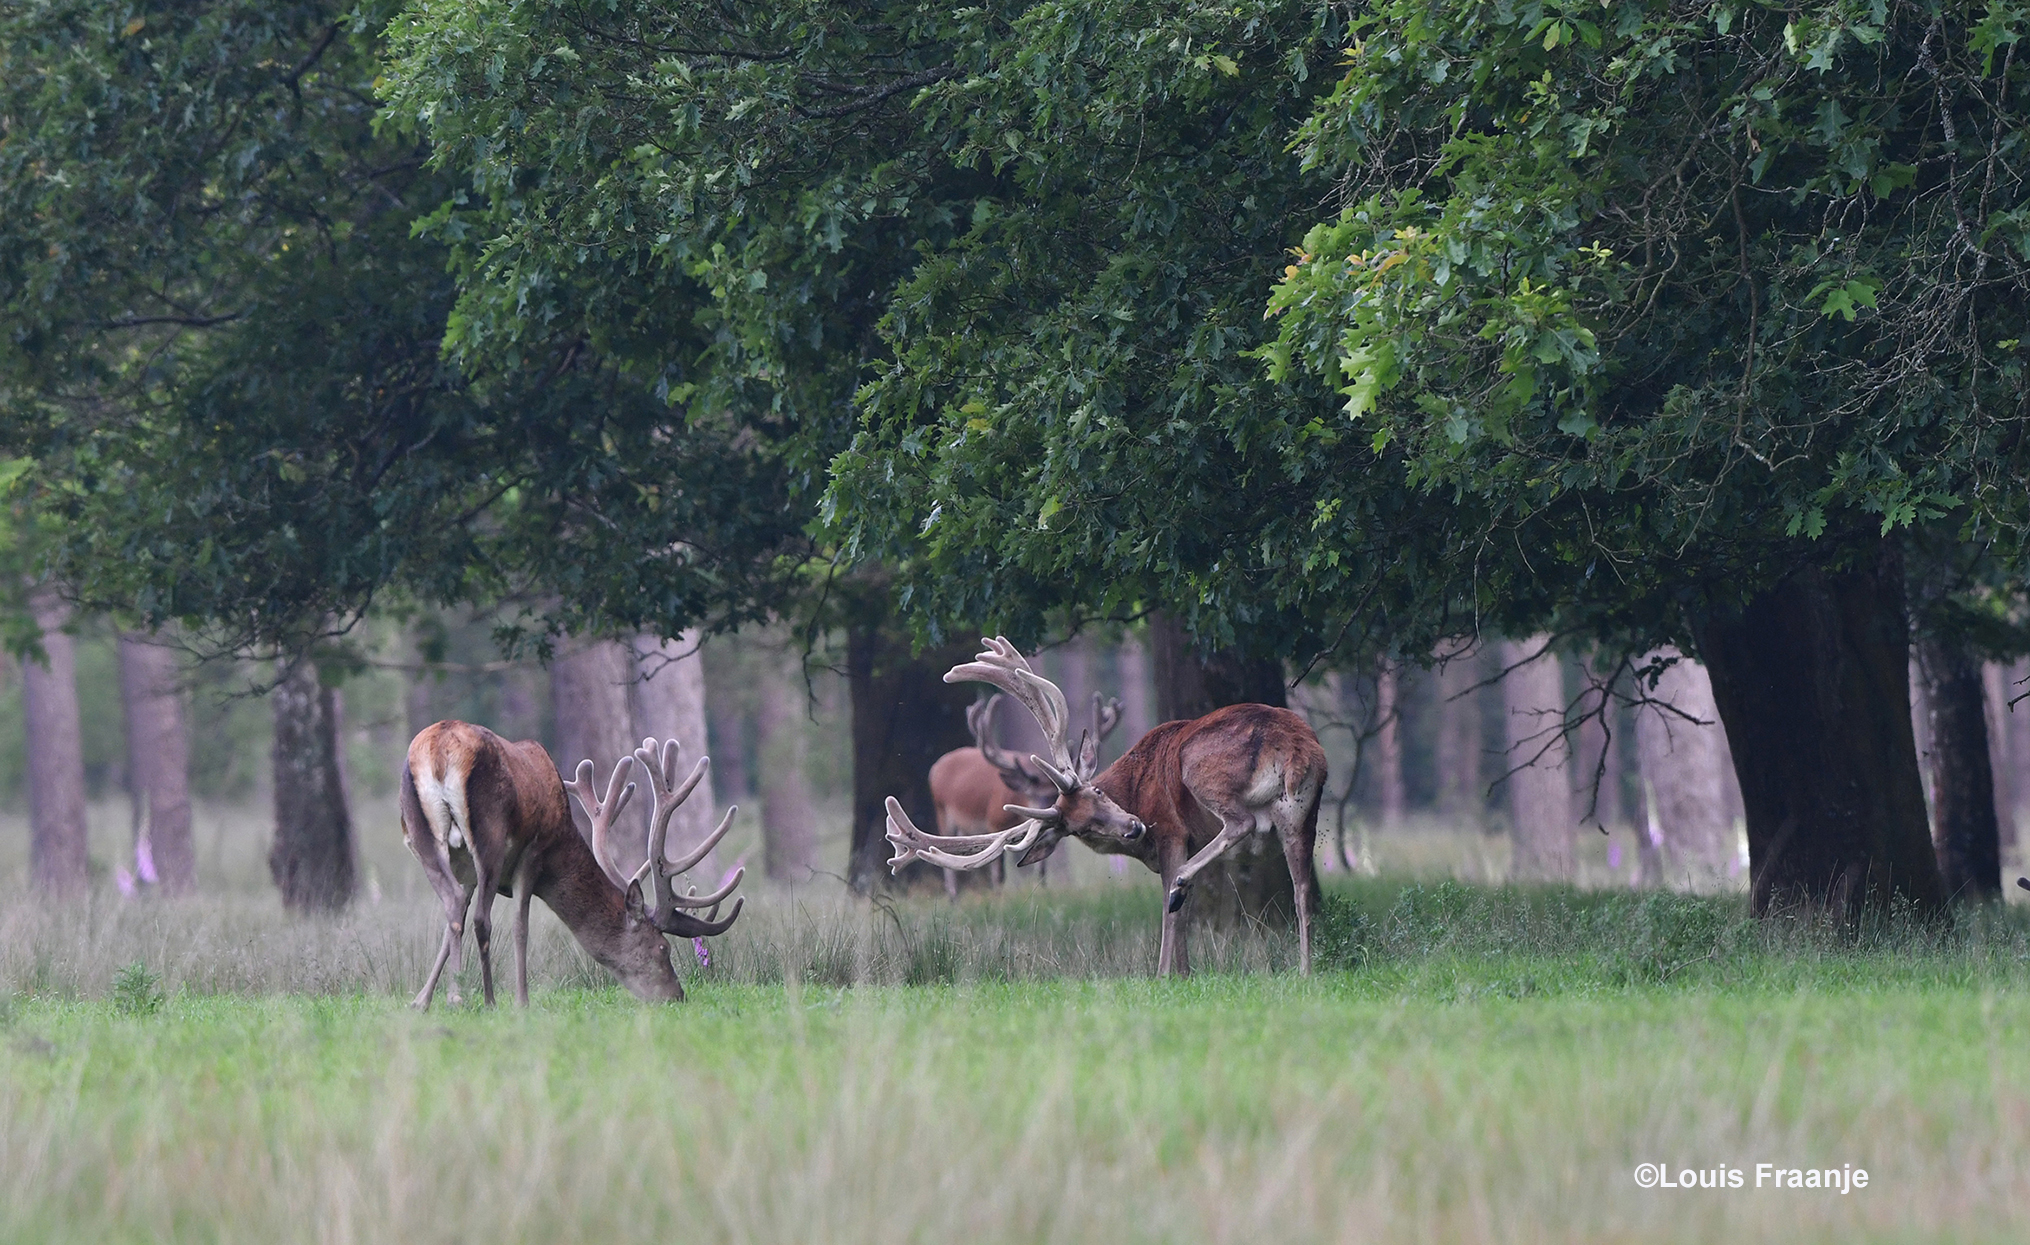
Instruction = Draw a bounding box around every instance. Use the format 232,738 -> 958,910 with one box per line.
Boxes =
109,961 -> 163,1016
1,1 -> 813,657
1263,0 -> 2030,641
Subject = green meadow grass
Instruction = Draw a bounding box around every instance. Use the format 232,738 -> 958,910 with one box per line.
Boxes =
4,880 -> 2030,1243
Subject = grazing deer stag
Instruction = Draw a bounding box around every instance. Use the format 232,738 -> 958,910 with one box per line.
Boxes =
927,692 -> 1122,897
885,638 -> 1326,976
400,721 -> 744,1008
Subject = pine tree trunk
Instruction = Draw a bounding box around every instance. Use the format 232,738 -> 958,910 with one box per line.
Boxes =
1501,637 -> 1573,880
269,660 -> 356,913
632,630 -> 719,877
1635,649 -> 1739,882
754,647 -> 819,882
846,620 -> 976,893
1148,610 -> 1301,926
118,632 -> 194,894
1374,661 -> 1406,828
22,585 -> 89,896
1692,544 -> 1944,917
1915,635 -> 2003,901
1434,640 -> 1483,824
551,639 -> 638,866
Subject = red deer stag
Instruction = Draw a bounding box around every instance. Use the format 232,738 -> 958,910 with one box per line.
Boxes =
400,721 -> 744,1008
927,692 -> 1122,897
885,638 -> 1326,975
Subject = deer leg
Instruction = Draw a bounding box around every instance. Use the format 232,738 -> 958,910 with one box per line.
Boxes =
472,861 -> 500,1008
412,924 -> 454,1011
512,866 -> 535,1008
445,880 -> 475,1006
1278,812 -> 1318,977
944,866 -> 960,902
1156,838 -> 1191,978
1164,817 -> 1256,917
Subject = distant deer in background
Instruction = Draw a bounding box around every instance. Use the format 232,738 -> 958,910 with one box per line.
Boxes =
886,638 -> 1325,975
927,692 -> 1122,897
400,721 -> 744,1008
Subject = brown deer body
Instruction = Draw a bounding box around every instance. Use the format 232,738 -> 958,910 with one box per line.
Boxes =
927,694 -> 1119,896
885,639 -> 1325,975
400,720 -> 742,1008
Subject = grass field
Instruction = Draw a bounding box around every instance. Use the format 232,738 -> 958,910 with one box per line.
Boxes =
6,873 -> 2030,1244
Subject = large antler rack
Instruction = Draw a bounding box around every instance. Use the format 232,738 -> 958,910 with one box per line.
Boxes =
632,737 -> 744,937
564,755 -> 638,891
885,637 -> 1072,876
944,637 -> 1079,787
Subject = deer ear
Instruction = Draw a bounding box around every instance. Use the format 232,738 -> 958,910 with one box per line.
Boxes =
625,877 -> 650,923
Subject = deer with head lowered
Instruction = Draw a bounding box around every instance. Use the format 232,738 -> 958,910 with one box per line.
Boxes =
885,638 -> 1326,975
927,692 -> 1122,897
400,720 -> 744,1007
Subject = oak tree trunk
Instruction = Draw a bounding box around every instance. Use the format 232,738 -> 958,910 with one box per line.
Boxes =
551,639 -> 638,865
1148,610 -> 1301,926
269,660 -> 356,913
1374,661 -> 1406,828
22,585 -> 89,896
846,619 -> 976,893
1116,632 -> 1154,750
1981,662 -> 2017,849
754,647 -> 819,882
1434,641 -> 1484,824
706,663 -> 752,802
1693,545 -> 1944,917
118,632 -> 194,894
1635,649 -> 1740,883
632,630 -> 719,877
1915,634 -> 2003,901
1501,637 -> 1574,880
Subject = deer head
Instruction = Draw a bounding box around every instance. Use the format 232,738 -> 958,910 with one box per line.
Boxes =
886,638 -> 1143,875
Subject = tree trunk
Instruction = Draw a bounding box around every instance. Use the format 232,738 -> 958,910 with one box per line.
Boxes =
1148,610 -> 1301,926
551,639 -> 639,865
1634,649 -> 1739,883
269,660 -> 356,913
1915,635 -> 2003,901
1693,545 -> 1944,917
22,585 -> 89,896
1117,632 -> 1154,751
754,646 -> 819,882
118,632 -> 194,894
1577,693 -> 1623,830
1374,660 -> 1406,828
1434,640 -> 1483,824
632,630 -> 719,877
1149,610 -> 1288,719
1982,662 -> 2016,850
1501,637 -> 1573,880
846,621 -> 977,893
705,653 -> 752,802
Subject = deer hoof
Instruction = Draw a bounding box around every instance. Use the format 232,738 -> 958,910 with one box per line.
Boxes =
1166,885 -> 1188,914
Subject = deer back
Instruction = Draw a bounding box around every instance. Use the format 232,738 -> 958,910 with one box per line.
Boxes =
1094,704 -> 1326,855
930,746 -> 1057,834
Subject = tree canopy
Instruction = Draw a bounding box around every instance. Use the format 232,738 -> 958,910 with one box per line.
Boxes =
1,0 -> 810,656
1262,0 -> 2030,637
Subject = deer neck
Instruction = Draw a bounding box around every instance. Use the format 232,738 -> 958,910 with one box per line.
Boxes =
534,829 -> 684,1002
